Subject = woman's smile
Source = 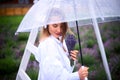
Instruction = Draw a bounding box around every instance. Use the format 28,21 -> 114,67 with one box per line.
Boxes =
48,23 -> 62,38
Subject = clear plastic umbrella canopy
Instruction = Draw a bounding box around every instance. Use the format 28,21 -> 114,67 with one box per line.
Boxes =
16,0 -> 120,33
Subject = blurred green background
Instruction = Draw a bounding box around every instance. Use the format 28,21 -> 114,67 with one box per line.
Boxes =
0,1 -> 120,80
0,15 -> 120,80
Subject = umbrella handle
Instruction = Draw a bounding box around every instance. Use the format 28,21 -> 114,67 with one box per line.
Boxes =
82,66 -> 88,80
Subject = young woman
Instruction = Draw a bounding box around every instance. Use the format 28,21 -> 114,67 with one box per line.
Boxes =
36,22 -> 89,80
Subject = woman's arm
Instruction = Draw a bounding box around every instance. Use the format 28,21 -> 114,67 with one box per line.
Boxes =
41,56 -> 80,80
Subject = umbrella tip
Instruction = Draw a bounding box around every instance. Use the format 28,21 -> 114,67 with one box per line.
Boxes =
15,32 -> 19,35
101,17 -> 105,21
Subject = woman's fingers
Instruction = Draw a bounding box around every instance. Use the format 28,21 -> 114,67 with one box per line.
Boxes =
70,50 -> 79,54
78,66 -> 89,80
70,50 -> 78,60
81,71 -> 88,77
70,53 -> 77,60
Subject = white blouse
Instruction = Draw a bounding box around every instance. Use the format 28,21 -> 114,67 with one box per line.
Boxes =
36,35 -> 80,80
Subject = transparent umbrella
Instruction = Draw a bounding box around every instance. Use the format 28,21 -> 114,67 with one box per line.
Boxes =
15,0 -> 120,80
16,0 -> 120,33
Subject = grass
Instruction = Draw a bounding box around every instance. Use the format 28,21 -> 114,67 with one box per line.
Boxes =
79,54 -> 97,66
0,15 -> 120,80
27,67 -> 38,80
0,15 -> 26,80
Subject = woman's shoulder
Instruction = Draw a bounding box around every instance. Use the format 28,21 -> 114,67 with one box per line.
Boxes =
39,36 -> 54,46
39,36 -> 48,42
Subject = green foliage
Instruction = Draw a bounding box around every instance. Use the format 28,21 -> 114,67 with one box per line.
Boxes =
93,68 -> 107,80
30,54 -> 36,61
27,68 -> 38,80
113,42 -> 120,54
88,64 -> 107,80
112,62 -> 120,80
78,54 -> 96,66
100,21 -> 120,42
0,57 -> 19,74
0,16 -> 23,25
86,39 -> 96,48
74,43 -> 84,50
17,33 -> 29,41
0,16 -> 23,79
6,39 -> 17,48
1,48 -> 14,57
74,43 -> 79,50
105,48 -> 112,58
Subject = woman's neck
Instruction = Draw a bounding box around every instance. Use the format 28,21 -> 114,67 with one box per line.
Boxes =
39,34 -> 49,42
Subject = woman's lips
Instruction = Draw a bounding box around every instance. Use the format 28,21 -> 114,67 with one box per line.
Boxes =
56,33 -> 62,36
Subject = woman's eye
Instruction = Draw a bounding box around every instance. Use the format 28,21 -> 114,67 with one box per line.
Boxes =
53,24 -> 58,27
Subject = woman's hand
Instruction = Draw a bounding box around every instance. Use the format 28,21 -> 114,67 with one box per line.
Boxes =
70,50 -> 79,61
78,66 -> 89,80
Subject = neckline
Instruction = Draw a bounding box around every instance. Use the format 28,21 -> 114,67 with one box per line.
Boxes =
50,35 -> 62,44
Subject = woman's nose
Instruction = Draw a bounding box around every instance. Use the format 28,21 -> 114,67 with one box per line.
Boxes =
57,27 -> 61,32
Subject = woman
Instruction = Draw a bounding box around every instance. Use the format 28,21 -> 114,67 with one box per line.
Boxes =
36,22 -> 88,80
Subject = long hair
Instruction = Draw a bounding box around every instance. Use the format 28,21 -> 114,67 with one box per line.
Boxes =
40,22 -> 68,43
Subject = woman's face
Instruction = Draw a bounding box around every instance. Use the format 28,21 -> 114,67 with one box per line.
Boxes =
48,23 -> 62,39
